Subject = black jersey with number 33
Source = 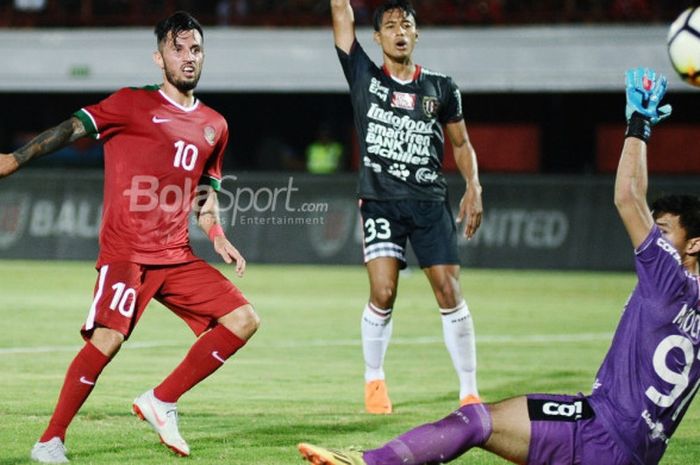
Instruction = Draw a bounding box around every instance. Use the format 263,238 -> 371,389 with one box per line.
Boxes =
337,40 -> 464,201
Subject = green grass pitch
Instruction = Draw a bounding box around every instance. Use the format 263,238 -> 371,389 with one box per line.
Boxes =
0,260 -> 698,465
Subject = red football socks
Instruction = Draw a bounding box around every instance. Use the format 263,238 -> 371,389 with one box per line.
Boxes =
40,342 -> 110,442
154,325 -> 246,403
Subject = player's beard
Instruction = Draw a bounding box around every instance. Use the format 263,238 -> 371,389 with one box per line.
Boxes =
164,65 -> 201,93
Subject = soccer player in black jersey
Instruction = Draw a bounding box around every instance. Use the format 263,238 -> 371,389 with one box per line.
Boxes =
331,0 -> 484,413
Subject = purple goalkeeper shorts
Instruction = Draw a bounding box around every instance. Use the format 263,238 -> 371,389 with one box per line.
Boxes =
526,394 -> 633,465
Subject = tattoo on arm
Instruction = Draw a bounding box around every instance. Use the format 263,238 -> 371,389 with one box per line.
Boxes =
12,117 -> 87,166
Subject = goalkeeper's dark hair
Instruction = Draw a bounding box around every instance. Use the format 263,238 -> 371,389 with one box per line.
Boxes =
373,0 -> 417,31
155,11 -> 203,47
652,195 -> 700,239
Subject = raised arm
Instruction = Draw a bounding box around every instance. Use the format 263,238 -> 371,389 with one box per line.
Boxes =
0,116 -> 88,179
614,67 -> 672,248
615,137 -> 653,248
331,0 -> 356,54
447,120 -> 483,239
196,186 -> 246,277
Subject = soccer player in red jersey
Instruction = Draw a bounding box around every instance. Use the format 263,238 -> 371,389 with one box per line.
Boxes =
0,11 -> 259,463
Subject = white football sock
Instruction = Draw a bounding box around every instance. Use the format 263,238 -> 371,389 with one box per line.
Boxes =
361,302 -> 393,382
440,300 -> 478,399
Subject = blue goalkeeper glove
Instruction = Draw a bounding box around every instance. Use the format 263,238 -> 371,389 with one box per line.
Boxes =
625,67 -> 672,142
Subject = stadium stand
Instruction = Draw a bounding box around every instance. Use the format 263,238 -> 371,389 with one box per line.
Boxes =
0,0 -> 691,28
0,0 -> 698,175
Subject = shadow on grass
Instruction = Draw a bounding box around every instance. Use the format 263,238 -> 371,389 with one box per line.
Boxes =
191,416 -> 391,449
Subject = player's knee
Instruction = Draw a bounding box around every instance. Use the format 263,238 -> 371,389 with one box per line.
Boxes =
221,305 -> 260,340
89,327 -> 124,357
244,307 -> 261,335
434,282 -> 461,308
371,284 -> 397,309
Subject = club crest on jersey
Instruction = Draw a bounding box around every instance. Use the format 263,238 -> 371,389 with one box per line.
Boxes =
391,92 -> 417,110
423,96 -> 440,118
204,126 -> 216,146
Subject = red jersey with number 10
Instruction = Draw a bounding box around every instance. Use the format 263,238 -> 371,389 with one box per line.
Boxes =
74,86 -> 228,268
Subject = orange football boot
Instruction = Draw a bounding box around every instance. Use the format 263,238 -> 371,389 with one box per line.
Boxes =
365,379 -> 392,414
460,394 -> 482,406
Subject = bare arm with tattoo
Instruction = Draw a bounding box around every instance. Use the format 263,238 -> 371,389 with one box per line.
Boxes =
0,116 -> 88,179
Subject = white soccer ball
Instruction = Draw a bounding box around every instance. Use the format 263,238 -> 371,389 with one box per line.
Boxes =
668,7 -> 700,86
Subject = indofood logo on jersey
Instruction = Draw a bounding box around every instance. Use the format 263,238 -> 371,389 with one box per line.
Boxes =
367,103 -> 434,133
365,103 -> 435,168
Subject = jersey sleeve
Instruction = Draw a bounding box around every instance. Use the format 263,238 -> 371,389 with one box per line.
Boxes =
336,40 -> 374,88
634,225 -> 690,304
200,122 -> 228,192
73,88 -> 132,140
439,77 -> 464,125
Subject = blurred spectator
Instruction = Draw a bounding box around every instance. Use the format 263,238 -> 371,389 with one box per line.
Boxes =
14,0 -> 45,12
418,0 -> 503,25
257,136 -> 304,171
306,124 -> 344,175
234,0 -> 250,20
216,0 -> 232,25
609,0 -> 653,22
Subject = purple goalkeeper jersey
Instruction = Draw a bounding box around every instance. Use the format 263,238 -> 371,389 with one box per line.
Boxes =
588,225 -> 700,465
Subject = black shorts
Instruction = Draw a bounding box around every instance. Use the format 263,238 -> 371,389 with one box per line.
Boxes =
359,198 -> 460,269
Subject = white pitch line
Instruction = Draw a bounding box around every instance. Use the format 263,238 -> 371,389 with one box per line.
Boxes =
0,332 -> 612,356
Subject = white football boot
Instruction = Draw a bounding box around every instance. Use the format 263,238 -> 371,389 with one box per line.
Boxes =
30,437 -> 69,463
132,389 -> 190,457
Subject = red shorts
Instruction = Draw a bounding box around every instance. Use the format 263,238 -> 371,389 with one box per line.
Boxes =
81,260 -> 249,339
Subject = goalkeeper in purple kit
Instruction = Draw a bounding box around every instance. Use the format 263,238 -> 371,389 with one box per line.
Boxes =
298,68 -> 700,465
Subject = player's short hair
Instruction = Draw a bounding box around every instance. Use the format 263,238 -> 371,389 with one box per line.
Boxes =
652,194 -> 700,239
373,0 -> 417,31
154,11 -> 203,47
